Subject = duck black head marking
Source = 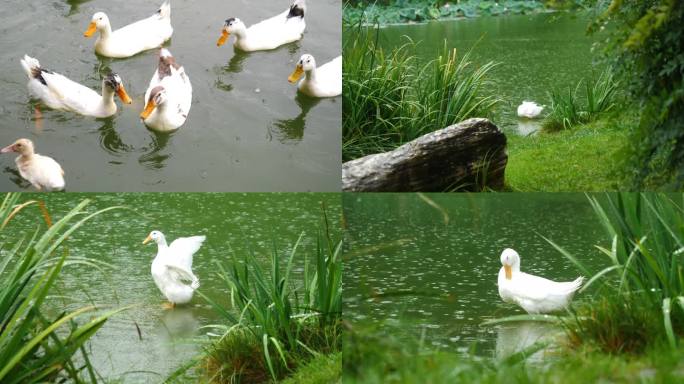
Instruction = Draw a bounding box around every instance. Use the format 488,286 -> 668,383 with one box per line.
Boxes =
225,18 -> 236,26
104,73 -> 121,88
287,2 -> 305,19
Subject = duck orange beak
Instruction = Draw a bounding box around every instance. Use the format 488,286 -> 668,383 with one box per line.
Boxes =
142,234 -> 152,245
116,85 -> 132,104
504,265 -> 512,280
84,22 -> 97,37
288,65 -> 304,83
216,30 -> 229,47
140,99 -> 157,119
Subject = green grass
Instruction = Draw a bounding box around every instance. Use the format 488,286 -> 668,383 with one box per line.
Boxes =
343,24 -> 500,161
0,193 -> 127,384
505,116 -> 631,191
199,209 -> 342,383
280,352 -> 341,384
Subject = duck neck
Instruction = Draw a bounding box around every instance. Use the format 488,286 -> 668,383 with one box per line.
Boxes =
99,23 -> 113,39
100,86 -> 117,113
156,237 -> 169,251
304,67 -> 317,83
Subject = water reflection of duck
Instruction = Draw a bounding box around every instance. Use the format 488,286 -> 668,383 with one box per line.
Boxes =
498,248 -> 583,314
138,130 -> 173,170
495,321 -> 559,362
271,92 -> 322,142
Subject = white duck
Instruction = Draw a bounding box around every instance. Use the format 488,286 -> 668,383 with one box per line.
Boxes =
517,101 -> 544,118
143,230 -> 204,308
21,55 -> 132,118
497,248 -> 583,314
140,49 -> 192,132
1,139 -> 65,191
216,0 -> 306,52
288,54 -> 342,98
84,1 -> 173,58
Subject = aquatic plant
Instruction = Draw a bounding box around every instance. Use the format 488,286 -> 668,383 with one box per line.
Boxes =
542,68 -> 619,131
546,193 -> 684,353
343,25 -> 499,161
200,211 -> 342,383
343,1 -> 578,25
0,193 -> 127,383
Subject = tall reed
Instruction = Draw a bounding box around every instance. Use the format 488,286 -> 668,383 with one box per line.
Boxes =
546,193 -> 684,352
201,211 -> 342,382
343,25 -> 500,161
0,193 -> 127,383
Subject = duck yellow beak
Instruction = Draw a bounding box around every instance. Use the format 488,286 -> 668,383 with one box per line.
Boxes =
504,265 -> 512,280
116,85 -> 132,104
140,99 -> 157,119
288,65 -> 304,83
142,234 -> 152,245
84,22 -> 97,37
216,30 -> 229,47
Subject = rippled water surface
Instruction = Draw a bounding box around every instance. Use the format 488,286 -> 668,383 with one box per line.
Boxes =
344,193 -> 608,356
0,0 -> 341,191
376,13 -> 596,135
2,193 -> 341,382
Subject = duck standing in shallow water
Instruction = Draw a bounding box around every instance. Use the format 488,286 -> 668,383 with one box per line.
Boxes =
288,54 -> 342,98
84,1 -> 173,58
497,248 -> 583,314
140,49 -> 192,132
216,0 -> 306,52
20,55 -> 132,118
143,230 -> 204,309
1,139 -> 65,191
517,101 -> 544,118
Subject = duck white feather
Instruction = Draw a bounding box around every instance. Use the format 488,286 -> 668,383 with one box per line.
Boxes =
20,55 -> 132,118
140,49 -> 192,132
517,101 -> 544,118
497,248 -> 583,314
216,0 -> 306,52
144,230 -> 204,306
288,54 -> 342,98
1,139 -> 65,191
84,1 -> 173,58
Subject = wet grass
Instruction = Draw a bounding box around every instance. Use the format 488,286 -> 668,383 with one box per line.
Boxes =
199,210 -> 342,383
0,193 -> 127,384
343,24 -> 500,161
506,115 -> 631,191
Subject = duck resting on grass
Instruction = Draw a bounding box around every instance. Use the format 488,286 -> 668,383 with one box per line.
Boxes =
144,230 -> 204,309
497,248 -> 583,314
1,139 -> 65,191
288,54 -> 342,98
517,101 -> 544,118
216,0 -> 306,52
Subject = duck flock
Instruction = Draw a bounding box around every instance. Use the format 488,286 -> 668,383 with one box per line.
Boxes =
1,0 -> 342,191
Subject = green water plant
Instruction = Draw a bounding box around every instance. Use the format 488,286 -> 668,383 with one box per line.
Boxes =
545,193 -> 684,353
0,193 -> 127,383
343,25 -> 499,160
200,211 -> 342,383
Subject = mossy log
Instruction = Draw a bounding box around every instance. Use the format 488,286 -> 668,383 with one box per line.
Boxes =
342,118 -> 507,192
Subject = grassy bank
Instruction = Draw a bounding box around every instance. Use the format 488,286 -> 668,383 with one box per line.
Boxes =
505,115 -> 632,191
197,210 -> 342,383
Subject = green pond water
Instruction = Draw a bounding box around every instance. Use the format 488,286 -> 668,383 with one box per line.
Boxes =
344,193 -> 609,358
0,0 -> 341,192
1,193 -> 341,382
375,12 -> 597,135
